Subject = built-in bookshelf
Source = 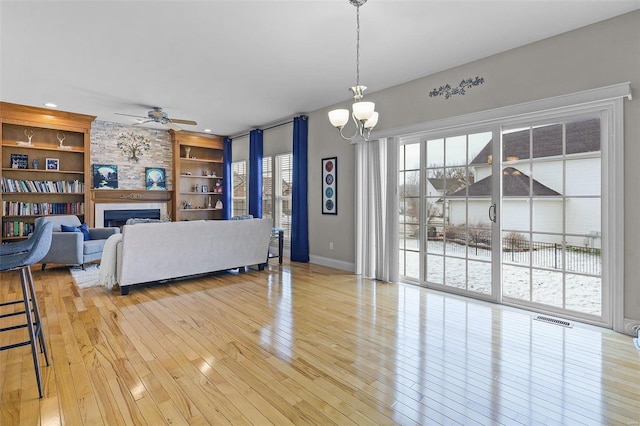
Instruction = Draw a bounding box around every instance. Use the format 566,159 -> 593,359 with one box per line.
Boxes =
0,102 -> 95,241
170,130 -> 224,221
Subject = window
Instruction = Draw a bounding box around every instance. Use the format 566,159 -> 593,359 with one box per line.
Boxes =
231,161 -> 247,216
275,153 -> 293,242
262,157 -> 273,221
261,153 -> 293,243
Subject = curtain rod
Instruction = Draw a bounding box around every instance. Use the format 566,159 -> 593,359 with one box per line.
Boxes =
229,118 -> 297,140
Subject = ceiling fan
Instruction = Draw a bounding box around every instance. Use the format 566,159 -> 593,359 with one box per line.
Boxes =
115,106 -> 197,131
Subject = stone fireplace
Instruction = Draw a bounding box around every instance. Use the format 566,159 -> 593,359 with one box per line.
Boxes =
92,190 -> 172,227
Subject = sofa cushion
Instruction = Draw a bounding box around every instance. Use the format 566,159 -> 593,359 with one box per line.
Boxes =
40,215 -> 81,232
84,239 -> 106,256
61,222 -> 90,241
125,218 -> 164,225
231,215 -> 254,220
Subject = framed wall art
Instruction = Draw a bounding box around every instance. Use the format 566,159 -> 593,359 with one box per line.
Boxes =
45,158 -> 59,171
322,157 -> 337,215
92,164 -> 118,189
10,154 -> 28,169
145,167 -> 166,190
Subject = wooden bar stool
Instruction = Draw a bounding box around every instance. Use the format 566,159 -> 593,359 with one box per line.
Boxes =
0,222 -> 53,398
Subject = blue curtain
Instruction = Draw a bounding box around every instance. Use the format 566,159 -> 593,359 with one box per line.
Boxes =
291,115 -> 309,262
222,137 -> 232,220
248,129 -> 263,218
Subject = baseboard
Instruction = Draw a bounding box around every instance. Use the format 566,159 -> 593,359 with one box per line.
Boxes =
309,255 -> 355,272
623,318 -> 640,336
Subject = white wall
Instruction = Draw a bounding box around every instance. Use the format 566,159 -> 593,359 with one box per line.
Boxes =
305,11 -> 640,320
231,123 -> 294,162
231,135 -> 249,162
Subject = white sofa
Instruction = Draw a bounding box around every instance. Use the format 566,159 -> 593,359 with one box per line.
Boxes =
115,218 -> 273,295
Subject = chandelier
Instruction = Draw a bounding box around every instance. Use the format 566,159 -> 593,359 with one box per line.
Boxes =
328,0 -> 379,142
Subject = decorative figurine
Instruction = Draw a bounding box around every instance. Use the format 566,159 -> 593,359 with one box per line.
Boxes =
32,159 -> 39,169
57,132 -> 71,150
17,129 -> 34,146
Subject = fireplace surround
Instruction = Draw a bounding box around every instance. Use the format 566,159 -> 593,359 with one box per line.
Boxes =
92,190 -> 172,227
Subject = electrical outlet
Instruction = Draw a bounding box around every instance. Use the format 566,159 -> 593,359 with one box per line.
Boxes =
329,242 -> 334,250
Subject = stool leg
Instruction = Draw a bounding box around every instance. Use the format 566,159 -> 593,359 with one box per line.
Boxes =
19,267 -> 44,398
26,266 -> 49,366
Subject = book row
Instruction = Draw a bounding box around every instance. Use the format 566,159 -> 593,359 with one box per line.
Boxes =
3,221 -> 34,238
3,201 -> 85,216
1,177 -> 85,193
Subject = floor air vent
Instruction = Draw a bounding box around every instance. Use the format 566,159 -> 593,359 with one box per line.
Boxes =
533,315 -> 573,328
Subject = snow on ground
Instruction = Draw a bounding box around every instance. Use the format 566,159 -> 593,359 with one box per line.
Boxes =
401,240 -> 602,316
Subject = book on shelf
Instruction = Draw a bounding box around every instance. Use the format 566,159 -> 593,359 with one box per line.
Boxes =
2,200 -> 85,216
1,177 -> 84,193
3,221 -> 34,238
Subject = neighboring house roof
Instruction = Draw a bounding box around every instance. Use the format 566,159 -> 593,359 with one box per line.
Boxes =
447,167 -> 561,197
469,118 -> 600,165
428,177 -> 465,193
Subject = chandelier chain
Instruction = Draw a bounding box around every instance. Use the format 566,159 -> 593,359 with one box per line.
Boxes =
356,3 -> 360,87
327,0 -> 377,142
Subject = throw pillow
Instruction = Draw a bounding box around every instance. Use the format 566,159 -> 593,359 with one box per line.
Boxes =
78,222 -> 90,241
61,223 -> 90,241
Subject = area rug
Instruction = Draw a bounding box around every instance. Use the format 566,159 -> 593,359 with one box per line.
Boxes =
69,264 -> 101,289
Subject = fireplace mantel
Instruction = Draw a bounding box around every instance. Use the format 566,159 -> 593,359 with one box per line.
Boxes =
91,189 -> 173,204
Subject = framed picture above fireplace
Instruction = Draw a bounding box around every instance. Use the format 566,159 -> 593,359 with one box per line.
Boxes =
145,167 -> 166,190
93,164 -> 118,189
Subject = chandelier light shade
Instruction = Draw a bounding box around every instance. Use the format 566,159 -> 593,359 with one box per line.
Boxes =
328,0 -> 378,142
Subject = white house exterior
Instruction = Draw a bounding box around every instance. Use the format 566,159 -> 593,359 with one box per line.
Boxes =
447,118 -> 601,248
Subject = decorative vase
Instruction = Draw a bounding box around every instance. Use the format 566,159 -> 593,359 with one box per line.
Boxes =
184,147 -> 191,158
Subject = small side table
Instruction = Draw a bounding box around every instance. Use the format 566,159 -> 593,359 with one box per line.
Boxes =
268,228 -> 283,264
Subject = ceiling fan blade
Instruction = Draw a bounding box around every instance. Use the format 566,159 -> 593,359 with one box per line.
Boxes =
132,119 -> 154,126
170,118 -> 197,126
164,121 -> 184,131
115,112 -> 147,119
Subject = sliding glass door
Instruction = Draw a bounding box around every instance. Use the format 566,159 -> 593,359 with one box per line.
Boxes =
501,116 -> 603,319
399,130 -> 496,298
398,112 -> 608,325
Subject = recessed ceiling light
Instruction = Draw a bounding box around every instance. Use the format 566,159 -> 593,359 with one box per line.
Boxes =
44,102 -> 58,108
204,129 -> 212,133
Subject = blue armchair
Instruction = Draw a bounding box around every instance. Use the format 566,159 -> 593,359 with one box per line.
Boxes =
34,215 -> 120,270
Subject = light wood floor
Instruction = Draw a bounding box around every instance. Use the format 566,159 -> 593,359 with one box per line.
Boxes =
1,260 -> 639,425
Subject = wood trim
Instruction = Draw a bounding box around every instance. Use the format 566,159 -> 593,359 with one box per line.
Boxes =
169,129 -> 224,149
91,189 -> 173,203
0,102 -> 96,131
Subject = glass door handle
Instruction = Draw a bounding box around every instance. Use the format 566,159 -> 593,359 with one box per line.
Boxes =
489,203 -> 497,223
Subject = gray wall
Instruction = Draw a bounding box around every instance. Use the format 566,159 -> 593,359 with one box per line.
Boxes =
306,11 -> 640,320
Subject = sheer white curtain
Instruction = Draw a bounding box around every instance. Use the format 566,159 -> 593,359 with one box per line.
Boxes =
355,137 -> 399,282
